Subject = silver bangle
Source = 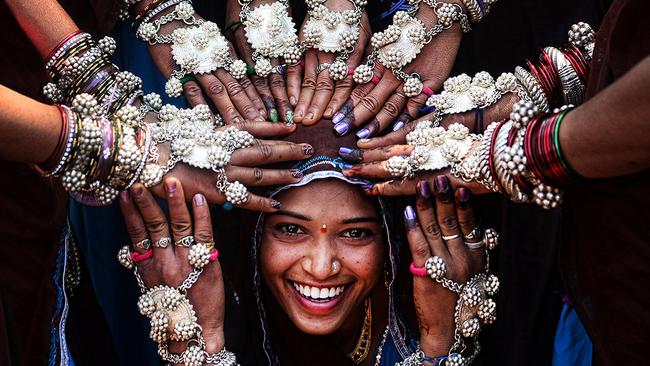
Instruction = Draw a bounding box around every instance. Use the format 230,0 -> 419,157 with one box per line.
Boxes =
514,66 -> 550,112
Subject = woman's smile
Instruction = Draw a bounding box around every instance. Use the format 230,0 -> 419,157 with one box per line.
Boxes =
288,280 -> 349,313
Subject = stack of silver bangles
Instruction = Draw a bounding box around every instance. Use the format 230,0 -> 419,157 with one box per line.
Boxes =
117,242 -> 239,366
239,0 -> 302,77
399,228 -> 500,366
354,0 -> 498,98
302,0 -> 368,81
136,1 -> 248,97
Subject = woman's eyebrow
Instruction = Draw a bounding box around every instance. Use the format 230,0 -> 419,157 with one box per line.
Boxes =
267,210 -> 311,221
340,217 -> 380,225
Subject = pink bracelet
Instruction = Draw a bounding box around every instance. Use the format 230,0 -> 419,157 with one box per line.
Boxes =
209,249 -> 219,261
422,85 -> 434,97
410,262 -> 428,277
131,249 -> 154,263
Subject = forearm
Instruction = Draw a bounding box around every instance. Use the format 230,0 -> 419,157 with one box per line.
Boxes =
0,85 -> 60,163
561,56 -> 650,179
4,0 -> 78,58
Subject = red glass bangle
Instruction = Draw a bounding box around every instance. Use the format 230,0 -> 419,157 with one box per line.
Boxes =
131,249 -> 154,263
45,30 -> 83,62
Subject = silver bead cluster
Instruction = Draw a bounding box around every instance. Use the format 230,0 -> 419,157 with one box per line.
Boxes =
188,243 -> 212,269
117,245 -> 134,269
425,256 -> 446,280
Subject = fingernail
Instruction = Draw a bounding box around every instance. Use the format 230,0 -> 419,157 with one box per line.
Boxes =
404,205 -> 417,229
290,96 -> 296,106
356,128 -> 370,139
259,109 -> 267,118
269,109 -> 279,123
392,121 -> 405,131
324,107 -> 333,117
343,163 -> 354,170
291,169 -> 303,178
295,110 -> 303,119
418,181 -> 430,199
285,110 -> 293,124
165,180 -> 177,194
305,112 -> 314,121
233,117 -> 241,124
338,147 -> 363,162
194,193 -> 205,206
271,199 -> 281,209
120,191 -> 130,202
358,138 -> 370,144
458,187 -> 471,208
361,183 -> 374,191
435,175 -> 451,202
303,145 -> 314,155
334,121 -> 349,136
332,112 -> 345,124
132,185 -> 144,197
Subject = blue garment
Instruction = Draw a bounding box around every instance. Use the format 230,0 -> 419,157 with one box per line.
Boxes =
552,303 -> 592,366
69,21 -> 185,366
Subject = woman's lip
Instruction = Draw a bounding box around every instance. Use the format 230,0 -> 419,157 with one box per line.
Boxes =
287,281 -> 347,314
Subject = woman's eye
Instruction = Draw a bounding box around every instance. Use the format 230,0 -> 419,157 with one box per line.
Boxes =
278,224 -> 305,235
341,228 -> 372,239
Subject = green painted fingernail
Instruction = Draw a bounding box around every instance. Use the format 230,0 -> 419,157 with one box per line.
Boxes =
285,110 -> 293,124
269,109 -> 279,122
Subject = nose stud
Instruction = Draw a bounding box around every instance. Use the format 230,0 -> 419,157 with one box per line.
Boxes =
332,260 -> 340,272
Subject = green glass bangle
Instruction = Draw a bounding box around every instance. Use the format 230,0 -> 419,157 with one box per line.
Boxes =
179,74 -> 197,85
553,109 -> 583,182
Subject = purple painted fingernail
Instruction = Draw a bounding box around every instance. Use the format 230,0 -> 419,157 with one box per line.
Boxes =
303,145 -> 314,155
194,194 -> 205,206
418,181 -> 431,199
332,112 -> 345,124
435,175 -> 452,202
356,128 -> 370,139
343,163 -> 354,170
132,185 -> 144,197
457,187 -> 471,208
339,147 -> 363,162
291,169 -> 303,178
392,121 -> 405,131
334,121 -> 349,136
404,205 -> 418,229
165,180 -> 177,194
271,200 -> 282,209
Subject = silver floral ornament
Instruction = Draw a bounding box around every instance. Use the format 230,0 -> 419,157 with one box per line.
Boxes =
117,245 -> 133,269
478,298 -> 497,324
446,353 -> 467,366
403,77 -> 424,97
183,344 -> 206,366
353,64 -> 374,84
165,77 -> 183,98
137,294 -> 156,316
149,311 -> 169,343
483,228 -> 499,250
255,58 -> 273,78
425,256 -> 447,280
329,61 -> 349,81
225,181 -> 249,205
160,288 -> 185,311
485,274 -> 500,296
188,243 -> 212,269
228,60 -> 248,80
461,317 -> 481,337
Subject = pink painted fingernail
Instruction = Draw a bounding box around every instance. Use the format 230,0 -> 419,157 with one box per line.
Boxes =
194,194 -> 205,206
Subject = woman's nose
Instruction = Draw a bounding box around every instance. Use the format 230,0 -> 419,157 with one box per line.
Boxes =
301,239 -> 340,279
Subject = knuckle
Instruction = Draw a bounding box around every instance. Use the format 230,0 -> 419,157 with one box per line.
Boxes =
336,78 -> 353,89
302,77 -> 317,90
207,81 -> 226,96
225,81 -> 245,96
239,77 -> 253,89
458,215 -> 474,229
424,222 -> 442,238
252,167 -> 264,182
253,77 -> 269,89
170,219 -> 192,235
316,78 -> 334,91
413,241 -> 430,258
184,83 -> 202,97
194,228 -> 213,243
126,224 -> 147,241
146,219 -> 168,235
270,75 -> 285,88
161,265 -> 181,283
351,87 -> 367,101
440,215 -> 459,230
258,144 -> 273,159
360,95 -> 380,112
383,101 -> 400,117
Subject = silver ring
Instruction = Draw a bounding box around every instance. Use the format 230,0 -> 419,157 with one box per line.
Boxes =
153,237 -> 172,248
465,240 -> 485,249
316,63 -> 331,74
441,234 -> 461,241
175,235 -> 195,247
133,238 -> 151,250
464,227 -> 483,241
271,64 -> 287,75
394,92 -> 407,99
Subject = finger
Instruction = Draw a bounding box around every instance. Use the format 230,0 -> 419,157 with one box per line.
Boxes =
197,74 -> 244,124
339,77 -> 401,135
239,193 -> 282,213
342,160 -> 394,179
286,63 -> 303,107
324,76 -> 354,119
356,115 -> 417,149
118,191 -> 149,254
130,183 -> 175,267
293,51 -> 318,123
405,92 -> 429,120
303,69 -> 335,125
229,120 -> 297,138
366,178 -> 418,196
183,80 -> 210,108
251,75 -> 278,121
268,67 -> 293,123
191,193 -> 214,245
403,205 -> 431,267
214,69 -> 264,122
231,141 -> 314,166
355,93 -> 407,139
416,181 -> 449,257
432,175 -> 464,257
239,75 -> 267,119
338,145 -> 414,164
226,166 -> 304,186
164,177 -> 193,261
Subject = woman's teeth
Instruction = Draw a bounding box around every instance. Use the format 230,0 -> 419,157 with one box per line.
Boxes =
292,282 -> 345,301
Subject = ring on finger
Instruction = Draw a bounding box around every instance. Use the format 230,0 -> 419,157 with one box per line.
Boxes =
133,238 -> 152,250
465,240 -> 485,250
175,235 -> 195,247
153,236 -> 172,248
464,227 -> 483,241
442,234 -> 461,241
395,92 -> 407,99
197,241 -> 215,250
316,63 -> 331,74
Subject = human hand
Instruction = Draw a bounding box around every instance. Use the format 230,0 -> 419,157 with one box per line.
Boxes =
225,0 -> 295,123
152,121 -> 314,212
145,8 -> 267,124
120,178 -> 225,354
405,179 -> 485,357
289,0 -> 372,125
331,2 -> 465,138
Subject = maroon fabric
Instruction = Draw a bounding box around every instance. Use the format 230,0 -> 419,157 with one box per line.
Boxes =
560,1 -> 650,364
0,1 -> 120,364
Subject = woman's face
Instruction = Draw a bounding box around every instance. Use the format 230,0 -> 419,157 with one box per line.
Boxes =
260,179 -> 385,335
